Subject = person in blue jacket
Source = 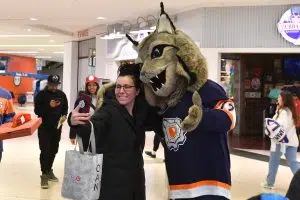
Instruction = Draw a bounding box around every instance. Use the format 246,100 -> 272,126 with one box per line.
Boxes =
0,86 -> 16,162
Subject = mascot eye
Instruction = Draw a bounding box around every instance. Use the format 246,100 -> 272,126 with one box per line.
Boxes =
151,45 -> 169,59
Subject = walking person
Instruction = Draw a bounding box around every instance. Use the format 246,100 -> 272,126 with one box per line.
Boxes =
262,91 -> 300,189
34,74 -> 68,189
145,133 -> 161,158
0,86 -> 16,162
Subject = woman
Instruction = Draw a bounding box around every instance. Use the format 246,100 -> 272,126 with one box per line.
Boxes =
69,64 -> 146,200
69,75 -> 99,145
262,91 -> 300,189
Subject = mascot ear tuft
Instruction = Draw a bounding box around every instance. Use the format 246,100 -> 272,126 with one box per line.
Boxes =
157,3 -> 176,34
157,15 -> 173,34
160,2 -> 165,14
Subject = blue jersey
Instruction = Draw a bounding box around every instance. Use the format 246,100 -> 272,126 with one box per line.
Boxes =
162,80 -> 236,199
0,87 -> 16,152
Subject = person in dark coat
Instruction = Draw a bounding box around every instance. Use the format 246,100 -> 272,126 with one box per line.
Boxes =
69,64 -> 158,200
34,74 -> 68,189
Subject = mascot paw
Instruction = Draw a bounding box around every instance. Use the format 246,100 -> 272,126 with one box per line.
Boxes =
96,82 -> 115,110
180,91 -> 203,132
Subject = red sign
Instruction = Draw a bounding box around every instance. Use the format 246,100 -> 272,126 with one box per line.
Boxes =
78,29 -> 89,38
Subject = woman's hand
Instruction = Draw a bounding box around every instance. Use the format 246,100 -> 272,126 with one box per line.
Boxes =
70,105 -> 91,125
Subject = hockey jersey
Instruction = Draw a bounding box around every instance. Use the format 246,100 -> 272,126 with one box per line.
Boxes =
162,80 -> 236,199
0,87 -> 16,152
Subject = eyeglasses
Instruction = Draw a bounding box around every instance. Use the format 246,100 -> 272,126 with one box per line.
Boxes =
115,84 -> 135,92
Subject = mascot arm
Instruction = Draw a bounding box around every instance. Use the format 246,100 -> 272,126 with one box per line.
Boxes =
201,100 -> 236,133
181,91 -> 203,132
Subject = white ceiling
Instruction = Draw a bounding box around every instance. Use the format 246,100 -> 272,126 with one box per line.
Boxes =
0,0 -> 298,62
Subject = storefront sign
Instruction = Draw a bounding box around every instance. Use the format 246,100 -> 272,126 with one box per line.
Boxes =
277,6 -> 300,45
78,29 -> 89,38
244,92 -> 261,99
0,71 -> 48,80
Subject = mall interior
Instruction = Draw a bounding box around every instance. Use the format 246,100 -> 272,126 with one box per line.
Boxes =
0,1 -> 300,200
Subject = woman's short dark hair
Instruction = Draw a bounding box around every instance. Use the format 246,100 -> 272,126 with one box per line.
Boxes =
117,63 -> 142,89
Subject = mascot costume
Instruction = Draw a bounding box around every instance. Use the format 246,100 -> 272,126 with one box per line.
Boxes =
98,2 -> 236,199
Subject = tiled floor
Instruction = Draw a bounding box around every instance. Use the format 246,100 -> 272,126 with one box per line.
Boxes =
0,105 -> 298,200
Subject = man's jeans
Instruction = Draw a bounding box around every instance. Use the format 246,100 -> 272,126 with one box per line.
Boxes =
267,144 -> 300,186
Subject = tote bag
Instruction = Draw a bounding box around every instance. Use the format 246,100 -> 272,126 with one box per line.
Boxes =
61,121 -> 103,200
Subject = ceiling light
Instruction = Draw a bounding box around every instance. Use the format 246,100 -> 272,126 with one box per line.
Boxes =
0,51 -> 38,54
53,51 -> 64,54
30,17 -> 38,21
35,56 -> 52,59
0,35 -> 50,37
97,17 -> 106,20
0,45 -> 64,47
26,28 -> 31,32
49,40 -> 55,43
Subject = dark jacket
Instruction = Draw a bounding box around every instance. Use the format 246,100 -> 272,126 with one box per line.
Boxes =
34,88 -> 68,130
70,96 -> 151,200
96,87 -> 161,151
286,169 -> 300,200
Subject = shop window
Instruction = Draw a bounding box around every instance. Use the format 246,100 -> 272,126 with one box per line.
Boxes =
220,59 -> 236,99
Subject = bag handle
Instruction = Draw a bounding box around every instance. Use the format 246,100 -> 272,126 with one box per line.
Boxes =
88,120 -> 96,155
75,136 -> 84,153
75,120 -> 96,155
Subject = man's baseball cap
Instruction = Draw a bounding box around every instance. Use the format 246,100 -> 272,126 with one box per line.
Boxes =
47,74 -> 61,85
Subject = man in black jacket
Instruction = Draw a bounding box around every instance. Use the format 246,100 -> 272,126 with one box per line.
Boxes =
34,74 -> 68,189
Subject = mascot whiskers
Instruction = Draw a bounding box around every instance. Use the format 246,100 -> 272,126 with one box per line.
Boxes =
99,2 -> 236,199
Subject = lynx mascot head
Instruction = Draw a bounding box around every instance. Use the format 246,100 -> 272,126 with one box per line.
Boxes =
126,2 -> 207,131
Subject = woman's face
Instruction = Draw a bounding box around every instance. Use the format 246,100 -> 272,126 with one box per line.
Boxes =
87,82 -> 98,95
277,95 -> 283,107
115,76 -> 139,106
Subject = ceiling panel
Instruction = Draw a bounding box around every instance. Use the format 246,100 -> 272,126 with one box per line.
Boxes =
0,0 -> 297,61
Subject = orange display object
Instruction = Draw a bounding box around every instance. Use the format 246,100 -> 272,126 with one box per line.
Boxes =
0,118 -> 42,140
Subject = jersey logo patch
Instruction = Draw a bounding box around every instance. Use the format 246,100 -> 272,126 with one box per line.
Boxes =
163,118 -> 187,152
215,100 -> 236,130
